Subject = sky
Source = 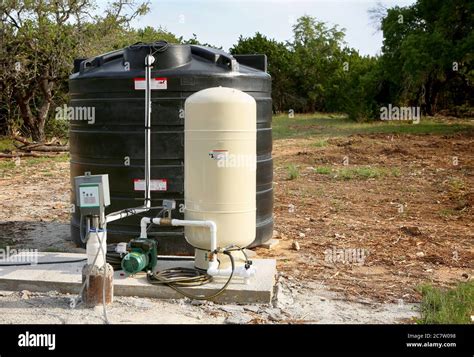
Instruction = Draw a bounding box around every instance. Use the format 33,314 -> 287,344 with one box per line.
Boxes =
127,0 -> 416,56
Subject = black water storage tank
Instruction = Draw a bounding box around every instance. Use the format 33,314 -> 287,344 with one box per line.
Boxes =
69,42 -> 273,255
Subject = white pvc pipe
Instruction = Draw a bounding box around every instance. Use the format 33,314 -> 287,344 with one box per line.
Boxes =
139,217 -> 255,279
139,218 -> 217,254
105,55 -> 155,225
86,229 -> 107,267
207,264 -> 255,278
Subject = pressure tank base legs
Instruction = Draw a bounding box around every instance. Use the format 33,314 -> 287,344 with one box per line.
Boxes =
81,264 -> 114,307
194,248 -> 248,271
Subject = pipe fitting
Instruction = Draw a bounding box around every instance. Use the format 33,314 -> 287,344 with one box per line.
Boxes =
159,217 -> 172,226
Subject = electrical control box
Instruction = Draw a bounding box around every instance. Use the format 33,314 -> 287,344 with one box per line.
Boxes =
74,174 -> 110,216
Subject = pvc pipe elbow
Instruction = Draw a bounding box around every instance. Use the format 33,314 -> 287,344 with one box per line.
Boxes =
207,260 -> 219,276
207,264 -> 256,278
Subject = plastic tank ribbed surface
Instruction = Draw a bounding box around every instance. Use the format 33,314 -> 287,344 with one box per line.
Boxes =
69,43 -> 273,255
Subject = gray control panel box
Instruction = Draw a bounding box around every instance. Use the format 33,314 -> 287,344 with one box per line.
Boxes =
74,174 -> 110,216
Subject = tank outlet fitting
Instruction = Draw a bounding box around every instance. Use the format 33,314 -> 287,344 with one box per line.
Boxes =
207,260 -> 256,279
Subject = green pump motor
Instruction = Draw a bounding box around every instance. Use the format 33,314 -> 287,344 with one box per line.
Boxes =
121,238 -> 157,275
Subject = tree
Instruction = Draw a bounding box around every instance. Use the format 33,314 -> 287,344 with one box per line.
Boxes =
339,53 -> 384,121
290,15 -> 347,112
0,0 -> 150,141
230,32 -> 291,112
183,33 -> 221,49
380,0 -> 473,115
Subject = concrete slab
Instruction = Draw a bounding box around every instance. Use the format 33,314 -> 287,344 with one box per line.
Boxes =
0,253 -> 277,304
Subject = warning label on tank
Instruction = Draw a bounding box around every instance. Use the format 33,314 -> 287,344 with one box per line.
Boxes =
209,150 -> 228,161
133,179 -> 167,191
134,77 -> 167,90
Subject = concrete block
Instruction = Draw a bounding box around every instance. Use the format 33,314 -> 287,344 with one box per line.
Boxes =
0,252 -> 277,304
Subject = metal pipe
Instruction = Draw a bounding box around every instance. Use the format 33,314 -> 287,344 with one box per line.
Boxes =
105,55 -> 156,224
106,207 -> 150,223
144,54 -> 155,209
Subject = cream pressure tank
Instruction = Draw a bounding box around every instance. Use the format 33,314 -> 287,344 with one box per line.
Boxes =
184,87 -> 256,270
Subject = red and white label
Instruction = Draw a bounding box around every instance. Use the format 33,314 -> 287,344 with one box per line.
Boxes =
133,179 -> 167,191
134,77 -> 167,90
209,149 -> 228,160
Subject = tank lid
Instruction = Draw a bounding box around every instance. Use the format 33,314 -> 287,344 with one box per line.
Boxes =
123,41 -> 192,70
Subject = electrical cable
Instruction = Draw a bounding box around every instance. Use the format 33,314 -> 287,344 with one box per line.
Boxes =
129,40 -> 169,56
150,268 -> 212,286
222,245 -> 252,268
146,250 -> 235,301
150,40 -> 170,56
0,258 -> 87,267
79,213 -> 90,243
106,250 -> 123,270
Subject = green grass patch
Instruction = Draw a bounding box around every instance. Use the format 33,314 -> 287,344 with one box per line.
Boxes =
0,160 -> 16,170
0,136 -> 15,152
311,165 -> 400,179
312,138 -> 329,147
0,136 -> 69,175
448,177 -> 466,193
286,164 -> 300,180
0,153 -> 69,176
339,167 -> 381,180
336,166 -> 399,180
330,198 -> 345,212
24,154 -> 69,165
391,167 -> 401,177
314,166 -> 332,175
272,113 -> 474,140
438,208 -> 458,218
417,282 -> 474,324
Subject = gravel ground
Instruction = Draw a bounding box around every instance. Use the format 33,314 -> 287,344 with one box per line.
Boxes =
0,275 -> 419,324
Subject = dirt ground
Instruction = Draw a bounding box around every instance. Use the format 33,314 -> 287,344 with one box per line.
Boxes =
257,132 -> 474,303
0,129 -> 472,323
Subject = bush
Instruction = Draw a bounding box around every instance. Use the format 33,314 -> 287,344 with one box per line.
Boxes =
44,116 -> 69,139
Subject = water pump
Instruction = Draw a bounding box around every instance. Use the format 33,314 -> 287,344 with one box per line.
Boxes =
121,238 -> 157,275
